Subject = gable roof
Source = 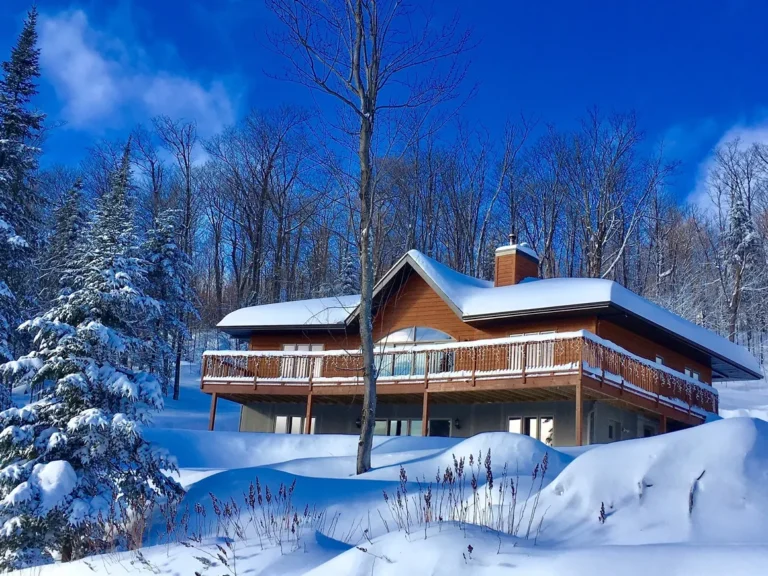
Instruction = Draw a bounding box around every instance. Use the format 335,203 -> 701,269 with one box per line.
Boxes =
218,250 -> 763,380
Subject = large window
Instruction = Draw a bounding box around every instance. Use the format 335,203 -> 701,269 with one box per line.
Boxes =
376,327 -> 454,377
509,415 -> 554,446
377,327 -> 454,346
372,418 -> 448,437
280,344 -> 324,378
275,415 -> 316,434
509,331 -> 555,371
373,418 -> 422,436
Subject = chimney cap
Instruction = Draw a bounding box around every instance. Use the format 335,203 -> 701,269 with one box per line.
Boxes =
495,241 -> 539,261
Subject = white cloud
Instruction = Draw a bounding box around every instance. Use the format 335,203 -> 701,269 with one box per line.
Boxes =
38,10 -> 236,136
685,115 -> 768,213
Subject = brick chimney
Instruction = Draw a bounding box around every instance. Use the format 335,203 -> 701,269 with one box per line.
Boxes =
494,234 -> 540,287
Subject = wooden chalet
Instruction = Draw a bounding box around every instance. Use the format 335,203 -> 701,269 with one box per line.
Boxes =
200,242 -> 762,446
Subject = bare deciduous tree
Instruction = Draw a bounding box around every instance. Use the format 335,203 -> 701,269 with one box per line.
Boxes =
266,0 -> 471,473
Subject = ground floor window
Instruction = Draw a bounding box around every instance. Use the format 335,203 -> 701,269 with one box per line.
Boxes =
373,418 -> 449,437
275,415 -> 316,434
508,416 -> 554,445
374,418 -> 421,436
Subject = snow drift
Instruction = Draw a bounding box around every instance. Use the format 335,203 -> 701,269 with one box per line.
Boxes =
25,418 -> 768,575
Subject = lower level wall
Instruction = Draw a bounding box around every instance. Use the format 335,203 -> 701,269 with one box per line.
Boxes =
239,400 -> 661,446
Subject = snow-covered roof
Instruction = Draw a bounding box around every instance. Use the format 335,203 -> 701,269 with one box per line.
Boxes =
217,295 -> 360,330
403,250 -> 761,378
218,250 -> 762,379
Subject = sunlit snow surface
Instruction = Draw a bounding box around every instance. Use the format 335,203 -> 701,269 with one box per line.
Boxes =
14,365 -> 768,575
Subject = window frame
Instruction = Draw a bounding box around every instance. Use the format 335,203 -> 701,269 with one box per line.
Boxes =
508,415 -> 554,445
684,367 -> 700,381
274,415 -> 316,434
280,343 -> 324,378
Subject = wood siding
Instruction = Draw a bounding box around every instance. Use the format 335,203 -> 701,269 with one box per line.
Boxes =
372,273 -> 596,342
373,273 -> 482,341
495,251 -> 539,287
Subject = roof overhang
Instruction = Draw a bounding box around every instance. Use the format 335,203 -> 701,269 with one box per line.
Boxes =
220,324 -> 348,339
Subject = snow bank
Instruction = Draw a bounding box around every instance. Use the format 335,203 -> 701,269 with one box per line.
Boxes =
20,419 -> 768,575
537,417 -> 768,545
306,525 -> 768,576
145,428 -> 459,471
718,380 -> 768,422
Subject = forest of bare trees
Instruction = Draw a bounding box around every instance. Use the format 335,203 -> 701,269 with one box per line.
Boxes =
32,105 -> 765,369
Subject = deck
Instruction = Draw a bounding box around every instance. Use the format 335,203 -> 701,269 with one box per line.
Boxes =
201,330 -> 718,441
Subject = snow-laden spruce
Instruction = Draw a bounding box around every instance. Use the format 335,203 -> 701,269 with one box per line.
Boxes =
39,178 -> 87,304
0,7 -> 45,371
0,141 -> 183,570
143,208 -> 197,399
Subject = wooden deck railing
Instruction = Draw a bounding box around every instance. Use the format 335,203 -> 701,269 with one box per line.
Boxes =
202,330 -> 718,415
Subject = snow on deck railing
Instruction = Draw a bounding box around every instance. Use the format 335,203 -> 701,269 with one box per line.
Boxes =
202,330 -> 718,414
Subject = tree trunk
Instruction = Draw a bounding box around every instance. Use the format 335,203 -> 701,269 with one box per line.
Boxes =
356,117 -> 376,475
172,332 -> 183,400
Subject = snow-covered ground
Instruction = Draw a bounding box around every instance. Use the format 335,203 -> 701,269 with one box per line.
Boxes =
22,419 -> 768,575
13,367 -> 768,575
150,363 -> 241,431
717,380 -> 768,422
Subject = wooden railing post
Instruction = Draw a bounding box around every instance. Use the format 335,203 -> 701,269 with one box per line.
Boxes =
521,343 -> 528,384
200,356 -> 208,390
422,350 -> 430,437
305,391 -> 314,435
599,345 -> 606,388
471,347 -> 477,387
577,337 -> 584,379
253,357 -> 259,390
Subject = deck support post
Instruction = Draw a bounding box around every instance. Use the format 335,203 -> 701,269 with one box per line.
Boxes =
305,393 -> 313,434
659,414 -> 667,435
575,380 -> 583,446
208,392 -> 218,431
422,391 -> 429,436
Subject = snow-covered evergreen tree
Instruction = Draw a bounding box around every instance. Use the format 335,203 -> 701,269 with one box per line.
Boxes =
40,178 -> 87,303
0,8 -> 44,364
0,141 -> 183,570
337,252 -> 359,296
143,208 -> 197,398
722,189 -> 763,342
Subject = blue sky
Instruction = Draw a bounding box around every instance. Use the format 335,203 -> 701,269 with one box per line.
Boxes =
2,0 -> 768,202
